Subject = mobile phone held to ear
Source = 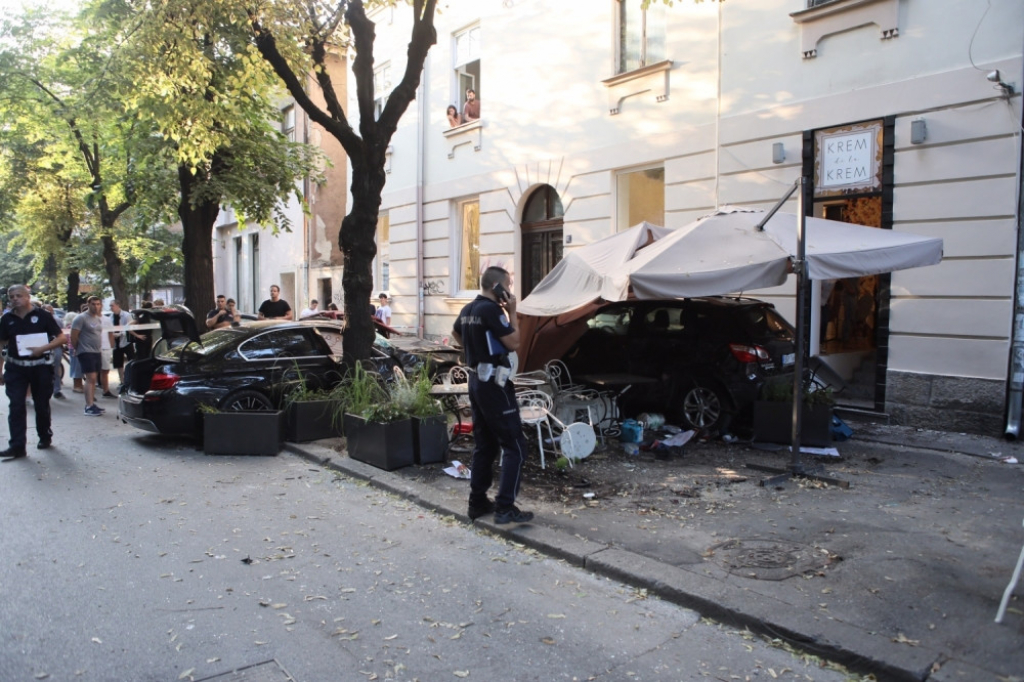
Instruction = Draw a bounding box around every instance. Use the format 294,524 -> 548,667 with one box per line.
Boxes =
492,282 -> 511,303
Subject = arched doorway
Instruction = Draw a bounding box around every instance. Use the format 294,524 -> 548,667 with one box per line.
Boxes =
521,185 -> 564,299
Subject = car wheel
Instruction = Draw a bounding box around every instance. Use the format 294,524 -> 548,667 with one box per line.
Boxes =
680,384 -> 726,430
221,389 -> 274,412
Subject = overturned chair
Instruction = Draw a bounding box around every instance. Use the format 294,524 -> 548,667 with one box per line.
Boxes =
516,389 -> 596,469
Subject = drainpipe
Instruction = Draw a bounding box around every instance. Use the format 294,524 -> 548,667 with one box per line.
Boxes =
416,62 -> 427,339
1003,99 -> 1024,439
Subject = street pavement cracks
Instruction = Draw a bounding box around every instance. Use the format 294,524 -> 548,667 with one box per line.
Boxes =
288,422 -> 1024,682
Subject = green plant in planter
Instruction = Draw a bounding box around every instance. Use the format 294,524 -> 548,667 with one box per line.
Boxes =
759,379 -> 835,408
328,362 -> 389,425
404,364 -> 444,418
196,402 -> 220,415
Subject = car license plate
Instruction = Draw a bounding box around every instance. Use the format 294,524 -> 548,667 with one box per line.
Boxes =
782,353 -> 795,366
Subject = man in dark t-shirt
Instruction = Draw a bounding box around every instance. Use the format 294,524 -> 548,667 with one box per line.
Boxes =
206,295 -> 233,330
258,285 -> 292,320
451,266 -> 532,525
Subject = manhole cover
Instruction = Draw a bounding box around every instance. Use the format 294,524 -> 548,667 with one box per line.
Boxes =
193,660 -> 295,682
710,538 -> 828,580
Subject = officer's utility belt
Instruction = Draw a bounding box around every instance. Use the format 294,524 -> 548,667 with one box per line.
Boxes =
5,355 -> 51,367
475,362 -> 511,387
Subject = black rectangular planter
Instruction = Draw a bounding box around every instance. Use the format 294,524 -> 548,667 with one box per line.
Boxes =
413,414 -> 449,465
752,401 -> 832,447
343,413 -> 415,471
204,410 -> 284,455
286,400 -> 342,443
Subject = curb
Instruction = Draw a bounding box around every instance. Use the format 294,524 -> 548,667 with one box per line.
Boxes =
284,441 -> 943,681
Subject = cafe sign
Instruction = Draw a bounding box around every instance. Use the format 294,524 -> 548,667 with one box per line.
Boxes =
814,121 -> 883,197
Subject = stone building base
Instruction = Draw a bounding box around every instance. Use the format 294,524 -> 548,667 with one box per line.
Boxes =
886,371 -> 1007,436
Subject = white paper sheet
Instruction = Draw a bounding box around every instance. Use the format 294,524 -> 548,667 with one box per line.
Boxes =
15,333 -> 49,357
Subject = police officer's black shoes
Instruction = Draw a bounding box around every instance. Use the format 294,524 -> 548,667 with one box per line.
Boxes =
37,439 -> 52,450
0,447 -> 27,461
467,498 -> 495,520
494,505 -> 534,525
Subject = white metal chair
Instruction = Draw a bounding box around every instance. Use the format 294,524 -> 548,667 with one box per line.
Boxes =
446,366 -> 472,413
544,359 -> 612,443
516,390 -> 557,470
996,516 -> 1024,624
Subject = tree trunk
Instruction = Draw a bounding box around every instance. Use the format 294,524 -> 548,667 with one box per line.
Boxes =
341,161 -> 385,364
100,234 -> 129,305
66,269 -> 83,314
177,163 -> 220,318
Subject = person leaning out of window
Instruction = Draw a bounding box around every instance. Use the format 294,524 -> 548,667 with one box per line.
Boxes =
446,104 -> 462,128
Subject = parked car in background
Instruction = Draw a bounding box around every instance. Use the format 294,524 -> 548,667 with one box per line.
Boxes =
559,296 -> 797,434
118,308 -> 457,438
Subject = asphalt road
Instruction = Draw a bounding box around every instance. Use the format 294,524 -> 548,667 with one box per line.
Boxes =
0,393 -> 855,682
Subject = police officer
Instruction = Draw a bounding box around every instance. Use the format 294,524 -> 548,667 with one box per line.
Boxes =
0,285 -> 67,459
451,266 -> 534,524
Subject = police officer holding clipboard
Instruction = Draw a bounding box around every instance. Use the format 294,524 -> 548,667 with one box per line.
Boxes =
452,266 -> 534,525
0,285 -> 66,460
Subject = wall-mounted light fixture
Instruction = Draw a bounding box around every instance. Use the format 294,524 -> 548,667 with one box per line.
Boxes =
772,143 -> 785,165
910,119 -> 927,145
987,69 -> 1015,97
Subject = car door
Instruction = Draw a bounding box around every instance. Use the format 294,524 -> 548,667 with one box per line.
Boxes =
236,328 -> 342,401
627,303 -> 693,380
562,303 -> 633,377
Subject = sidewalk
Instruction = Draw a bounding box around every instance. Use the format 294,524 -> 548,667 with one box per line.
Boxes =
289,423 -> 1024,682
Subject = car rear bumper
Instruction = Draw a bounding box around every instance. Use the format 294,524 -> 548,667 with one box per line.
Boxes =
118,391 -> 198,437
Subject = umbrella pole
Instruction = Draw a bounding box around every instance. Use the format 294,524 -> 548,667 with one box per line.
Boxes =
790,177 -> 807,474
749,176 -> 849,489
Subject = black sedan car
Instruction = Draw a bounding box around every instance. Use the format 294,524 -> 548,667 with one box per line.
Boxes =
118,308 -> 455,438
559,296 -> 796,433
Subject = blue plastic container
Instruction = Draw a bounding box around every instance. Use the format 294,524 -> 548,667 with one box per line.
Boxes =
619,419 -> 643,443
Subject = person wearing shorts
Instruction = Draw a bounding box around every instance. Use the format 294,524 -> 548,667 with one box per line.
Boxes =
70,296 -> 106,416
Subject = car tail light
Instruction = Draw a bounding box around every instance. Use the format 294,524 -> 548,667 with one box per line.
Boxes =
729,343 -> 770,363
149,372 -> 180,391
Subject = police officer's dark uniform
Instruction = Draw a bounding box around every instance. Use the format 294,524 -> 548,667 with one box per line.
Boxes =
0,304 -> 64,458
452,294 -> 533,524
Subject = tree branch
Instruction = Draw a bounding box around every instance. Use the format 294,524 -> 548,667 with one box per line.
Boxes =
250,17 -> 363,160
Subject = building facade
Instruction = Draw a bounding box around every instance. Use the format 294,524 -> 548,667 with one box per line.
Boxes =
212,56 -> 349,318
357,0 -> 1022,434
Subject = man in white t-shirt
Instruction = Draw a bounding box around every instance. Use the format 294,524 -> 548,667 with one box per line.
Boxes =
299,299 -> 320,319
374,293 -> 391,326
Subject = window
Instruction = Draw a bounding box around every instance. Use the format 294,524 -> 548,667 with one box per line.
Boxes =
618,0 -> 665,74
453,25 -> 481,119
616,166 -> 664,230
281,105 -> 295,141
240,330 -> 322,361
458,199 -> 480,292
374,63 -> 392,120
376,212 -> 390,293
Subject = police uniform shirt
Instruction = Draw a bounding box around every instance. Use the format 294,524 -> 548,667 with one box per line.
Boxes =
0,307 -> 61,359
453,295 -> 513,368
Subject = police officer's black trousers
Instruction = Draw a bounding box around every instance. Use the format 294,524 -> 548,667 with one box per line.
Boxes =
5,364 -> 54,451
467,374 -> 529,509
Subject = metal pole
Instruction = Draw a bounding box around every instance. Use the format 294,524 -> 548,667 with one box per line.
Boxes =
755,179 -> 800,232
790,176 -> 807,473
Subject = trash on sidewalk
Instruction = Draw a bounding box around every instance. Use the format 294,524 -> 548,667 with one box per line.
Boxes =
443,460 -> 471,479
996,454 -> 1019,464
659,429 -> 695,448
792,445 -> 841,457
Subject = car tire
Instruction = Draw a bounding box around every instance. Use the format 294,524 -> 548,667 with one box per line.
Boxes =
221,389 -> 274,412
679,383 -> 728,431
